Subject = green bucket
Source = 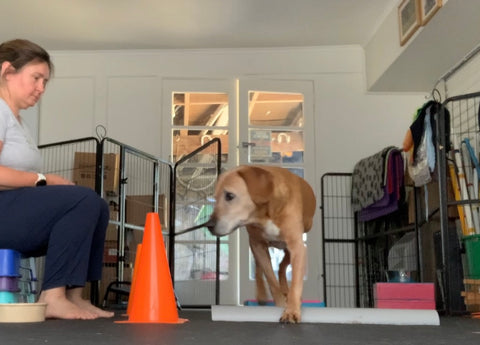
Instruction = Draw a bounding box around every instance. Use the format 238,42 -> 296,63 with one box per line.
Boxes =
463,234 -> 480,279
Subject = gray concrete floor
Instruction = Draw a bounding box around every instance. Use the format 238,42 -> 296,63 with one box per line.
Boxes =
0,310 -> 479,345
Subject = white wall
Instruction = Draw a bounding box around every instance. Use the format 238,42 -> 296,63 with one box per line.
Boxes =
39,45 -> 426,173
364,0 -> 480,93
35,45 -> 427,303
314,72 -> 424,177
444,52 -> 480,97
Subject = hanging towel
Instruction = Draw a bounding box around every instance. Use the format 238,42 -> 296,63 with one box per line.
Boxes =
424,108 -> 436,172
357,149 -> 404,221
351,146 -> 396,212
410,101 -> 451,163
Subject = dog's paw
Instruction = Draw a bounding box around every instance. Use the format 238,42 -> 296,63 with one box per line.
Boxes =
279,309 -> 301,324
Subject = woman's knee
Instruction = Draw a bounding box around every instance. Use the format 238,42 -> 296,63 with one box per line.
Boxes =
69,186 -> 109,220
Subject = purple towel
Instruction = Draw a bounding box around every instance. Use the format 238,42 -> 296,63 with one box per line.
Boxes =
358,150 -> 404,222
358,185 -> 398,221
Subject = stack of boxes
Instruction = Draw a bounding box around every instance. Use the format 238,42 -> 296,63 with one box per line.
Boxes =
72,151 -> 169,305
99,195 -> 167,305
462,280 -> 480,312
73,152 -> 121,302
72,152 -> 120,193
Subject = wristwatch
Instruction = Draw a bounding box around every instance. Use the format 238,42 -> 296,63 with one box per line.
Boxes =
35,173 -> 47,186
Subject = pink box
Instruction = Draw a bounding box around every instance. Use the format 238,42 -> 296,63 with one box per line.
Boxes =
374,283 -> 435,310
374,283 -> 435,300
375,299 -> 436,310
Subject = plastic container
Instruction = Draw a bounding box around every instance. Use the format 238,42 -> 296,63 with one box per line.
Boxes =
463,234 -> 480,279
0,303 -> 46,323
0,277 -> 20,292
386,270 -> 416,283
0,291 -> 18,303
0,249 -> 21,277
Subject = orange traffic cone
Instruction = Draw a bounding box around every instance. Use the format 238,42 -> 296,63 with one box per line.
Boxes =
117,212 -> 187,324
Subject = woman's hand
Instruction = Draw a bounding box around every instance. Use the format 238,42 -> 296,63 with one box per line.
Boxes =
45,174 -> 75,186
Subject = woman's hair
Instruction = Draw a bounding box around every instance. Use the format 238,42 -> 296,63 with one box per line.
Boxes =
0,39 -> 53,75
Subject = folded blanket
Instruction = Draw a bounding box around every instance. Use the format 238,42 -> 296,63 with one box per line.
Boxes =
357,150 -> 404,221
351,146 -> 397,212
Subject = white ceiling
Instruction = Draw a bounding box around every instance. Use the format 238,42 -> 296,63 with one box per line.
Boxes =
0,0 -> 398,50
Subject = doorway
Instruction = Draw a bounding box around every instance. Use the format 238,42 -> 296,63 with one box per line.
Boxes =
163,78 -> 318,305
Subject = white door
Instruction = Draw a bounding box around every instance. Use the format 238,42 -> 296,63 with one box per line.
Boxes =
237,78 -> 319,304
162,78 -> 238,305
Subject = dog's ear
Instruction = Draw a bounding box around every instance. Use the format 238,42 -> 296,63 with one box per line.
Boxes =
237,166 -> 273,205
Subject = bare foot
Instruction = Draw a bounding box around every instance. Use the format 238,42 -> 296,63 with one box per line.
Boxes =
39,288 -> 98,320
66,288 -> 115,318
70,298 -> 115,318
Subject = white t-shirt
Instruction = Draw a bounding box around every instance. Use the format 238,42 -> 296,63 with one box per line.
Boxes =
0,99 -> 42,172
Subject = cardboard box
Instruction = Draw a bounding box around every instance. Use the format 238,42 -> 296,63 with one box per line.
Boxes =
103,231 -> 141,266
109,209 -> 119,222
125,194 -> 167,227
105,224 -> 118,242
103,240 -> 118,264
106,202 -> 119,241
125,229 -> 143,257
462,279 -> 480,312
73,152 -> 120,192
374,283 -> 435,310
408,180 -> 458,224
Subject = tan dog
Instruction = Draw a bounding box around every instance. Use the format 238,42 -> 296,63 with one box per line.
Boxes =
206,165 -> 316,323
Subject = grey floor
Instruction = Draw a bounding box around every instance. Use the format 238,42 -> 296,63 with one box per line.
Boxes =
0,309 -> 479,345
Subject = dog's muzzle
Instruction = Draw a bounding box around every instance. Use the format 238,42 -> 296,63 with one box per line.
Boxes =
204,217 -> 217,236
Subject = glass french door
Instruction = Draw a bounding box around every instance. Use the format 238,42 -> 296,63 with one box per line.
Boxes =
237,79 -> 317,305
164,78 -> 318,306
162,79 -> 238,305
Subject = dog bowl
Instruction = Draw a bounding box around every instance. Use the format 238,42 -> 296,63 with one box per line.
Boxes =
0,249 -> 21,277
0,303 -> 46,323
0,291 -> 18,303
386,270 -> 416,283
0,277 -> 20,292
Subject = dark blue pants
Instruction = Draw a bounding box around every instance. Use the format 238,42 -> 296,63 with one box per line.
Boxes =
0,185 -> 109,290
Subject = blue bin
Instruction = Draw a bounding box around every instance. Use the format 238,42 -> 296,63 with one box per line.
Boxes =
0,291 -> 18,303
0,249 -> 21,277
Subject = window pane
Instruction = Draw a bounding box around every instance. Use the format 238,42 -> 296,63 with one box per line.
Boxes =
173,93 -> 229,126
172,129 -> 228,162
248,91 -> 304,127
175,242 -> 229,281
172,92 -> 229,163
248,129 -> 304,164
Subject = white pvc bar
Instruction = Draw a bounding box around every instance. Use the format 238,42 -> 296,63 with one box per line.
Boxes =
211,306 -> 440,326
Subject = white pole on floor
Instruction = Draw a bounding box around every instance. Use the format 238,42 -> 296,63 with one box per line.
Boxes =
211,306 -> 440,326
